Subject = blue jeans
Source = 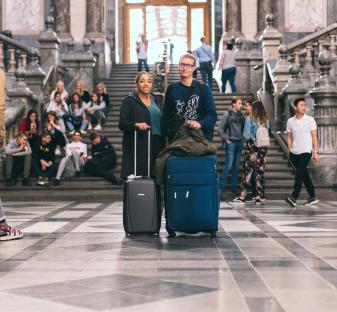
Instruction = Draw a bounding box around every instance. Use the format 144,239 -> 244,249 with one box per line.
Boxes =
221,67 -> 236,93
138,58 -> 149,72
220,141 -> 244,192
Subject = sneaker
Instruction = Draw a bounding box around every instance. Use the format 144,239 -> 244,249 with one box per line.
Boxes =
55,147 -> 61,156
80,130 -> 87,134
88,123 -> 92,130
94,124 -> 102,131
36,177 -> 44,186
22,178 -> 32,186
75,171 -> 81,178
53,179 -> 61,186
246,196 -> 267,203
285,196 -> 297,207
69,130 -> 75,135
304,197 -> 319,206
0,226 -> 24,241
43,177 -> 49,185
229,197 -> 245,204
5,178 -> 16,187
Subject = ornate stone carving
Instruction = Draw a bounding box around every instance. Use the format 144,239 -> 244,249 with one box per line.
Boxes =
257,0 -> 278,33
86,0 -> 103,37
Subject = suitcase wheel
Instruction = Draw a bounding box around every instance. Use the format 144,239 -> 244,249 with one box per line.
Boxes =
167,230 -> 176,237
210,231 -> 217,238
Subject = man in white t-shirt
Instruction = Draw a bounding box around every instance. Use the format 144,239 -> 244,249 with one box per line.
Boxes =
53,130 -> 87,185
285,98 -> 319,207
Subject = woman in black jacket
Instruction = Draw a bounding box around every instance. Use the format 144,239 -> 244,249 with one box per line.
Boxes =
119,71 -> 164,179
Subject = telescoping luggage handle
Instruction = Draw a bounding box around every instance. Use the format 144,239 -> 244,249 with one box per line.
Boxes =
134,129 -> 151,178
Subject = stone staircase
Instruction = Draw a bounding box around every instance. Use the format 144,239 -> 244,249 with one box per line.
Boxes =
0,64 -> 296,201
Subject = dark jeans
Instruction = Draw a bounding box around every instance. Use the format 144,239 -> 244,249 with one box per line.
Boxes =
5,154 -> 31,179
84,155 -> 118,183
220,141 -> 244,193
221,67 -> 236,93
138,58 -> 149,72
290,152 -> 316,199
31,158 -> 57,178
199,61 -> 213,87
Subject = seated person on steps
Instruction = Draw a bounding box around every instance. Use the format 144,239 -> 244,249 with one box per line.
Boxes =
53,130 -> 87,186
4,132 -> 32,187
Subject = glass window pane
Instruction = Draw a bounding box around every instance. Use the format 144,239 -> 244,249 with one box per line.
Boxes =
188,0 -> 207,2
146,6 -> 187,64
191,8 -> 204,51
129,9 -> 144,63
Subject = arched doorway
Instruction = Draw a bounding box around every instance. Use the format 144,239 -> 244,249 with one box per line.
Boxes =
124,0 -> 209,64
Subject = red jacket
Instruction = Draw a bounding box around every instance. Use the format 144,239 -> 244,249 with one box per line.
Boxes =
19,119 -> 40,133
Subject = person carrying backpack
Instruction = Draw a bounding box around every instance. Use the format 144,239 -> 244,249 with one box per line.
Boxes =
218,98 -> 245,198
230,100 -> 270,205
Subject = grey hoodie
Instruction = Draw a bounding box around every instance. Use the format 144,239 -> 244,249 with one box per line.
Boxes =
5,138 -> 32,156
218,109 -> 245,141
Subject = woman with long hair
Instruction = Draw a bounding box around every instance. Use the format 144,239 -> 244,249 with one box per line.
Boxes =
50,81 -> 69,102
19,109 -> 40,146
45,111 -> 67,156
230,101 -> 269,204
97,82 -> 110,113
119,71 -> 164,179
74,80 -> 91,104
66,93 -> 88,134
84,92 -> 106,131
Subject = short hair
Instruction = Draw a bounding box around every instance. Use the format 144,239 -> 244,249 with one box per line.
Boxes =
54,91 -> 61,98
200,36 -> 206,43
41,131 -> 51,138
17,132 -> 28,139
73,130 -> 81,137
90,132 -> 99,141
293,98 -> 305,107
231,97 -> 242,106
179,53 -> 196,66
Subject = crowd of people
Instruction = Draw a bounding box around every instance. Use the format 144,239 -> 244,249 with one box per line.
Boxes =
1,48 -> 320,240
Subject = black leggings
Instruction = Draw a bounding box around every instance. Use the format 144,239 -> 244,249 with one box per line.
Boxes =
84,156 -> 118,183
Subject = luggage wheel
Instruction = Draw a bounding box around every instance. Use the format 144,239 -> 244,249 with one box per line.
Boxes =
210,231 -> 217,238
167,230 -> 176,237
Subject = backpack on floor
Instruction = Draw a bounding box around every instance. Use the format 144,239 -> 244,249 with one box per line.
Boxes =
255,124 -> 270,147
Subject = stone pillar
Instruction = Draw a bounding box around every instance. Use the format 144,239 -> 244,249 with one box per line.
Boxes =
52,0 -> 72,42
224,0 -> 243,39
260,14 -> 282,122
249,39 -> 263,95
62,39 -> 96,93
85,0 -> 104,40
38,16 -> 60,86
257,0 -> 277,35
281,64 -> 308,130
309,50 -> 337,185
272,44 -> 291,130
234,38 -> 250,93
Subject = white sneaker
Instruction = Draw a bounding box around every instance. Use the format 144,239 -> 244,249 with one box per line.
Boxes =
69,130 -> 75,135
94,124 -> 102,131
0,226 -> 23,241
88,123 -> 92,130
80,130 -> 87,134
55,147 -> 61,156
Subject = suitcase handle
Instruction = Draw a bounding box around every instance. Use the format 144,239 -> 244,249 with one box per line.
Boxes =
134,129 -> 151,178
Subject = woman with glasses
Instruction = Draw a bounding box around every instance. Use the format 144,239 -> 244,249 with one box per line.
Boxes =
119,71 -> 164,179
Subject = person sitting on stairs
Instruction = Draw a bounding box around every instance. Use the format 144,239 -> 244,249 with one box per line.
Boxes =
84,132 -> 121,185
85,92 -> 106,131
4,132 -> 32,187
53,130 -> 87,186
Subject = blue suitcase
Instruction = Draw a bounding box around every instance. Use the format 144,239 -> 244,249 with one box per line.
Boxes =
165,155 -> 219,237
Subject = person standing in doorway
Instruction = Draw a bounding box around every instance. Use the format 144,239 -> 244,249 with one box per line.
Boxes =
218,98 -> 245,198
195,37 -> 215,88
218,42 -> 237,93
136,34 -> 149,72
285,98 -> 319,207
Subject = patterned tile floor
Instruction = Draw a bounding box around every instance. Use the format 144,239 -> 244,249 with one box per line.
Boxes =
1,200 -> 337,311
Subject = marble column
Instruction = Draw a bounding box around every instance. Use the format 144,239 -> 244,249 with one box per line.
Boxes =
257,0 -> 278,34
85,0 -> 104,40
224,0 -> 243,38
53,0 -> 72,41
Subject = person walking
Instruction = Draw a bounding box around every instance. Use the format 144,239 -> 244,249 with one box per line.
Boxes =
230,101 -> 270,204
0,198 -> 23,241
195,37 -> 215,87
218,98 -> 245,198
162,53 -> 217,143
285,98 -> 319,207
218,42 -> 237,93
136,34 -> 149,72
119,71 -> 164,179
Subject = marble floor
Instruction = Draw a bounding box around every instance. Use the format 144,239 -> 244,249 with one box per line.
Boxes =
1,200 -> 337,312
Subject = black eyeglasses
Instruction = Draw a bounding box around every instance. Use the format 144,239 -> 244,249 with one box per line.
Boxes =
179,63 -> 195,69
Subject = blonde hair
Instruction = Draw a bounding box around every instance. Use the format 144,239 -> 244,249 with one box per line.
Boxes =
75,80 -> 84,95
179,53 -> 196,66
97,82 -> 106,93
55,81 -> 64,92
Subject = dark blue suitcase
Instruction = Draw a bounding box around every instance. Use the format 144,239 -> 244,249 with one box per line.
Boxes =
165,155 -> 219,237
